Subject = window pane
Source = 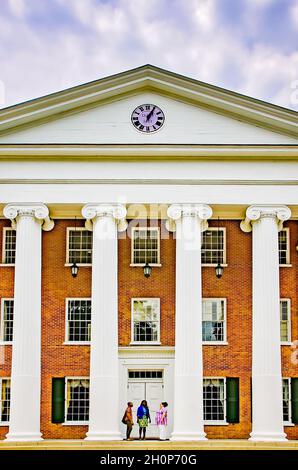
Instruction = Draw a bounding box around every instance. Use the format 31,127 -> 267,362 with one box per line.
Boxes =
68,230 -> 92,264
2,300 -> 14,342
203,379 -> 225,421
4,229 -> 16,264
202,300 -> 225,342
67,300 -> 91,342
1,379 -> 11,422
201,229 -> 224,264
132,228 -> 159,264
66,379 -> 89,422
133,299 -> 160,342
280,301 -> 289,342
283,379 -> 290,422
278,230 -> 288,264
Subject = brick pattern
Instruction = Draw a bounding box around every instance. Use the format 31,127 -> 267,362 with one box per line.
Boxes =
0,218 -> 297,440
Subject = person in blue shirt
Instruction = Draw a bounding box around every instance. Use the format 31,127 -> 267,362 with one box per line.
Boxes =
137,400 -> 151,440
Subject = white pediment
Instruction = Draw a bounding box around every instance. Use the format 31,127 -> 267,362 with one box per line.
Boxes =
0,91 -> 296,145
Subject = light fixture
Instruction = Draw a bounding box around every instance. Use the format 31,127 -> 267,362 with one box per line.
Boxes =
71,262 -> 79,278
215,217 -> 223,279
71,216 -> 79,278
143,263 -> 152,278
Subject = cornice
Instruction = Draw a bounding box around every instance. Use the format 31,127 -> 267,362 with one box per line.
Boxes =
0,144 -> 297,160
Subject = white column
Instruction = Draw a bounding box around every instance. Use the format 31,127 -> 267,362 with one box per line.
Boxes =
3,203 -> 54,442
82,203 -> 127,441
167,203 -> 212,441
241,205 -> 291,441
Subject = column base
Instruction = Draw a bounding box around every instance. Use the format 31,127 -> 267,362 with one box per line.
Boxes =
5,432 -> 43,442
171,431 -> 207,441
249,432 -> 287,442
85,431 -> 122,441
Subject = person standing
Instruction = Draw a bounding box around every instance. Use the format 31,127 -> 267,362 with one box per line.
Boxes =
122,402 -> 134,440
137,400 -> 151,440
155,402 -> 168,440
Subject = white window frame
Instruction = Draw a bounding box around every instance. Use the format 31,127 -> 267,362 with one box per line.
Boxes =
203,376 -> 228,425
279,228 -> 291,267
1,227 -> 16,266
0,298 -> 14,345
282,377 -> 294,426
65,227 -> 92,267
130,226 -> 161,267
280,298 -> 291,345
130,297 -> 161,345
201,227 -> 227,267
63,376 -> 90,425
202,298 -> 228,345
64,298 -> 91,345
0,377 -> 11,425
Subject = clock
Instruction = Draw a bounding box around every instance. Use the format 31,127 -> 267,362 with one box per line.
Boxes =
131,104 -> 165,132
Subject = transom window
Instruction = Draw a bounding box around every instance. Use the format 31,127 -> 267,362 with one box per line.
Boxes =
202,299 -> 226,342
203,378 -> 225,422
67,228 -> 92,265
131,227 -> 160,265
66,299 -> 91,343
0,299 -> 14,343
2,228 -> 16,264
0,378 -> 11,423
128,371 -> 163,379
278,229 -> 290,265
283,378 -> 291,423
65,378 -> 89,423
280,299 -> 291,343
131,298 -> 160,344
201,228 -> 226,265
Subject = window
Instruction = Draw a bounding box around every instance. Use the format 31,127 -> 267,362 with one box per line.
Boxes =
279,229 -> 290,265
0,299 -> 14,343
65,378 -> 89,423
131,298 -> 160,344
131,227 -> 160,265
283,378 -> 291,423
67,228 -> 92,265
202,299 -> 226,343
0,378 -> 11,423
203,378 -> 225,423
201,228 -> 226,265
128,371 -> 163,379
280,299 -> 291,343
2,228 -> 16,264
66,299 -> 91,343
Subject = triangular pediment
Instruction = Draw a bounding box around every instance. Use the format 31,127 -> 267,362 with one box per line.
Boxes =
0,65 -> 297,146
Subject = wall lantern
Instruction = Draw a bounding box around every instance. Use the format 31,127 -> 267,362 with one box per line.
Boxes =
215,217 -> 224,279
71,216 -> 79,278
143,263 -> 152,278
71,262 -> 79,278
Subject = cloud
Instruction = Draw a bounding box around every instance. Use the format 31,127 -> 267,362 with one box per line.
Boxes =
0,0 -> 297,110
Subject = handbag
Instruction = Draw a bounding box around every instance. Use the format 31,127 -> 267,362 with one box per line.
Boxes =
122,412 -> 128,424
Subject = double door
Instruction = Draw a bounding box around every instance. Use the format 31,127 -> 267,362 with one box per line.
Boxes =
127,381 -> 163,438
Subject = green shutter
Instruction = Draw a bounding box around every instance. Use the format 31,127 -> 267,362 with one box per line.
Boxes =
52,378 -> 65,424
226,378 -> 239,423
291,378 -> 298,425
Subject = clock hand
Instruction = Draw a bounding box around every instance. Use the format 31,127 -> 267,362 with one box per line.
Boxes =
146,106 -> 156,122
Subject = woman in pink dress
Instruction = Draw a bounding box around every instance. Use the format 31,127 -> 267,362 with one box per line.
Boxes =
155,402 -> 168,440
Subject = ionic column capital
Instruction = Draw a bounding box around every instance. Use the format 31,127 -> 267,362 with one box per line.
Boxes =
240,205 -> 291,233
166,204 -> 212,232
82,203 -> 128,232
3,203 -> 54,231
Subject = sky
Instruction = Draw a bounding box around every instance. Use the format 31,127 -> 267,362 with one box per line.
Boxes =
0,0 -> 297,110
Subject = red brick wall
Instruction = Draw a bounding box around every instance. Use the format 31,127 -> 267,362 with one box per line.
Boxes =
0,218 -> 297,440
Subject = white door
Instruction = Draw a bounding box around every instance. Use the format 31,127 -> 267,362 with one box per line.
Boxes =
127,381 -> 163,438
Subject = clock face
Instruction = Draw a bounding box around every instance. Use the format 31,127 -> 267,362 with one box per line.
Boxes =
131,104 -> 165,132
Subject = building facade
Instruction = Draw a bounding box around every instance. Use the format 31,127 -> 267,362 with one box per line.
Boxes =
0,65 -> 297,441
